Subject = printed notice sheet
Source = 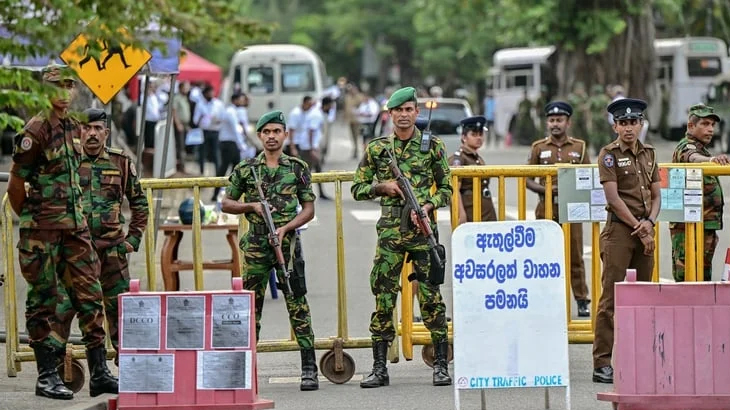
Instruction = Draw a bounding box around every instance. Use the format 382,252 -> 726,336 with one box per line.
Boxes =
119,354 -> 174,393
121,296 -> 161,350
166,296 -> 205,349
196,351 -> 252,390
211,295 -> 251,348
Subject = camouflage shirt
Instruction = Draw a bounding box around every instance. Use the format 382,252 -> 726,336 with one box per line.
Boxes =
227,152 -> 315,227
11,112 -> 86,230
78,147 -> 149,251
671,135 -> 723,230
351,129 -> 452,209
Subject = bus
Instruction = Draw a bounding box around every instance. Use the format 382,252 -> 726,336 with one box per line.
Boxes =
221,44 -> 329,123
489,37 -> 730,141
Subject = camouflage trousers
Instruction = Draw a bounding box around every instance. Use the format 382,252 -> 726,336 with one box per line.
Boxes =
55,242 -> 130,354
17,228 -> 105,350
670,228 -> 719,282
369,217 -> 448,345
241,231 -> 314,348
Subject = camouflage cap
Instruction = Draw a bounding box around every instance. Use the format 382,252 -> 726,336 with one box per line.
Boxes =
386,86 -> 417,109
688,103 -> 720,122
42,63 -> 75,83
256,110 -> 286,132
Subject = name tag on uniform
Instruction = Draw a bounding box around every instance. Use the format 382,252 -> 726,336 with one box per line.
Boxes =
568,151 -> 581,158
540,150 -> 551,159
101,170 -> 122,176
617,158 -> 631,167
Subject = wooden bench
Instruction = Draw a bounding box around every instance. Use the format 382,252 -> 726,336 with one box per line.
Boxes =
597,270 -> 730,409
159,223 -> 241,291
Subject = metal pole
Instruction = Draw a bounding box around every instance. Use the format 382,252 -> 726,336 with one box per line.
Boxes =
152,74 -> 177,250
135,75 -> 151,175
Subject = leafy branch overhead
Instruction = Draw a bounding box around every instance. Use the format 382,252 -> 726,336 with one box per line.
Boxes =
0,0 -> 269,131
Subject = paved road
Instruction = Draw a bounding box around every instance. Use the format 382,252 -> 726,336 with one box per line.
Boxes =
1,122 -> 730,409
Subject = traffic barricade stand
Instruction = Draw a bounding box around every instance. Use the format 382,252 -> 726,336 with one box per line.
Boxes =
115,277 -> 273,410
597,269 -> 730,409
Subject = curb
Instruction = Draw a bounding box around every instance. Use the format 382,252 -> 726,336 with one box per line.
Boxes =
61,396 -> 111,410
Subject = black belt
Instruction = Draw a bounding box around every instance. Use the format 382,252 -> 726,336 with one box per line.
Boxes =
610,213 -> 645,225
248,224 -> 269,235
461,189 -> 491,198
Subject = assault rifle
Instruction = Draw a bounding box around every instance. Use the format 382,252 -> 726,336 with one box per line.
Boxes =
384,149 -> 447,285
251,167 -> 293,294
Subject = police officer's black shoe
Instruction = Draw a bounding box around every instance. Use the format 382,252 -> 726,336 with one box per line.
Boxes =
577,300 -> 590,317
592,366 -> 613,383
300,348 -> 319,391
432,341 -> 452,386
87,347 -> 118,397
360,341 -> 389,388
33,345 -> 73,400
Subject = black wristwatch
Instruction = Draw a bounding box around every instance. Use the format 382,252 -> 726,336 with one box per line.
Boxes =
645,217 -> 655,227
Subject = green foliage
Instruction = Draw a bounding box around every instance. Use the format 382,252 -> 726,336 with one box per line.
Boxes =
0,0 -> 268,132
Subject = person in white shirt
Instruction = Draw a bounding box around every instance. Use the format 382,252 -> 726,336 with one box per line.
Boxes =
192,84 -> 225,175
143,83 -> 161,150
300,96 -> 334,200
287,96 -> 315,157
235,93 -> 255,154
212,92 -> 252,201
356,92 -> 381,154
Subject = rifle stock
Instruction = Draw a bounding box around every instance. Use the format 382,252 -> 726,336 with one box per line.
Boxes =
251,167 -> 293,294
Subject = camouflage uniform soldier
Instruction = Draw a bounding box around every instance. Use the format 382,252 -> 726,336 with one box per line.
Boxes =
55,109 -> 148,373
670,104 -> 728,281
221,110 -> 319,391
6,65 -> 117,399
352,86 -> 452,388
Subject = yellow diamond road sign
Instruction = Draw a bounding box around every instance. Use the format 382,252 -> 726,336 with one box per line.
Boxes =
61,31 -> 151,104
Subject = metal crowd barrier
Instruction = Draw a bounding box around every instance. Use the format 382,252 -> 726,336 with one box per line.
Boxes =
2,164 -> 728,383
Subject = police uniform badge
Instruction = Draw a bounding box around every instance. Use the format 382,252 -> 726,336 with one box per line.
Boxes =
603,153 -> 615,168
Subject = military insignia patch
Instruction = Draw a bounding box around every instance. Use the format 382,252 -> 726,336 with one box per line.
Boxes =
686,144 -> 696,150
452,159 -> 461,166
101,169 -> 122,176
20,136 -> 32,151
603,153 -> 615,168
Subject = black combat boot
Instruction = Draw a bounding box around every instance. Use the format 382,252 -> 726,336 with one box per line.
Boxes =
432,341 -> 452,386
360,341 -> 389,388
577,299 -> 591,317
300,348 -> 319,391
32,345 -> 73,400
87,346 -> 119,397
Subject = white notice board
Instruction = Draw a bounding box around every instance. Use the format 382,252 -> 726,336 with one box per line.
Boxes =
451,220 -> 570,409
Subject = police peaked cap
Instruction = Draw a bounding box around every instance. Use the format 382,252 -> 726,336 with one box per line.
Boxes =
607,98 -> 647,120
544,101 -> 572,117
460,116 -> 487,133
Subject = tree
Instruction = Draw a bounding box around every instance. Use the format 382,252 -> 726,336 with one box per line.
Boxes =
0,0 -> 269,131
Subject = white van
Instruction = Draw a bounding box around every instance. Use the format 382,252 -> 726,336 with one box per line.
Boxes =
222,44 -> 328,123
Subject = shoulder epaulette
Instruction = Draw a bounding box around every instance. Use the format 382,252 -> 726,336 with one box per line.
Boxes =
530,138 -> 545,149
288,156 -> 308,169
106,147 -> 127,156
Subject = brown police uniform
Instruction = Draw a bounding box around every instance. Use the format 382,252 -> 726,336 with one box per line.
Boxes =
527,136 -> 590,302
593,138 -> 659,370
448,146 -> 496,222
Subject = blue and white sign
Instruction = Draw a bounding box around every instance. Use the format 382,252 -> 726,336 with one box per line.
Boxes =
452,220 -> 570,408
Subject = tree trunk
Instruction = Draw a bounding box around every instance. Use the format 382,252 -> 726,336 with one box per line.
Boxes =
551,2 -> 655,102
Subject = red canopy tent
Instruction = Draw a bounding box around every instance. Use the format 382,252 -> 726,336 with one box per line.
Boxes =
177,48 -> 223,95
127,48 -> 223,101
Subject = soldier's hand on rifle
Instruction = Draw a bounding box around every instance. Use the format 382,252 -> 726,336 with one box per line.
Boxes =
375,181 -> 404,199
273,227 -> 287,246
410,203 -> 434,233
253,202 -> 275,217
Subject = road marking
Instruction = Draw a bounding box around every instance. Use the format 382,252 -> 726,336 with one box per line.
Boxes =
268,374 -> 363,384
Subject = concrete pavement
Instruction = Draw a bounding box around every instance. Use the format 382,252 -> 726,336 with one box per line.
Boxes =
1,123 -> 729,409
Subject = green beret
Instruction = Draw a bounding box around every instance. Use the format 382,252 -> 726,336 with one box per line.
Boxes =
256,110 -> 286,132
688,103 -> 720,122
386,86 -> 417,110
